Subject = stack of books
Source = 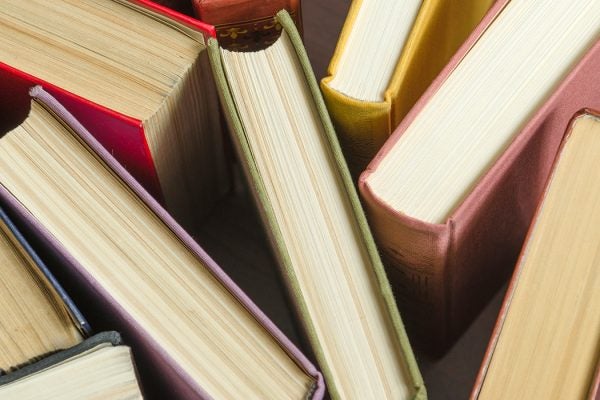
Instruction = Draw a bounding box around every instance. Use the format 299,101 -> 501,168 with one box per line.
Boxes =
0,0 -> 598,399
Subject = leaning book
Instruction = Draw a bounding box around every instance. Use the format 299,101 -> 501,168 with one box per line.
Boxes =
0,87 -> 324,399
209,10 -> 424,399
0,0 -> 229,231
471,111 -> 600,400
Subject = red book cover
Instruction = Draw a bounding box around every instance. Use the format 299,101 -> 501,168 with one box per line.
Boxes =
0,0 -> 225,231
193,0 -> 302,50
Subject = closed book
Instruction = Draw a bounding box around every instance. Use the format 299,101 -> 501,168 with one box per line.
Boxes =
0,205 -> 87,373
0,87 -> 324,399
359,0 -> 600,354
471,111 -> 600,400
193,0 -> 302,51
320,0 -> 494,176
0,332 -> 143,400
208,11 -> 424,399
0,0 -> 229,232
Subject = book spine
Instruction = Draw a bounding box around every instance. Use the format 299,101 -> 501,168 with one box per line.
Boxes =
359,180 -> 452,355
320,80 -> 391,178
193,0 -> 302,51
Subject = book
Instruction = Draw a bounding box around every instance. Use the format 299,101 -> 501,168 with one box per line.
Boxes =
193,0 -> 302,50
0,87 -> 324,399
471,111 -> 600,400
0,332 -> 143,400
208,10 -> 424,399
0,0 -> 229,232
0,206 -> 87,373
320,0 -> 494,176
359,0 -> 600,354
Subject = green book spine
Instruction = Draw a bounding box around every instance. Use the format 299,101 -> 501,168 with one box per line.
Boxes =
208,10 -> 426,399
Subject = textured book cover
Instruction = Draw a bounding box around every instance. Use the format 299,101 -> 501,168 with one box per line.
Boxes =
208,10 -> 425,399
359,0 -> 600,354
193,0 -> 302,50
321,0 -> 494,176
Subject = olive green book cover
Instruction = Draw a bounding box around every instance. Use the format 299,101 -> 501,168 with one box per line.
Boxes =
207,10 -> 425,399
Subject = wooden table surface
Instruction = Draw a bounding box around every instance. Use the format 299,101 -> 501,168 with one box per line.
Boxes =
196,1 -> 508,399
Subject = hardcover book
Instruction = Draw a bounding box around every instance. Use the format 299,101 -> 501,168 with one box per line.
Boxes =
208,10 -> 424,399
0,87 -> 324,399
471,112 -> 600,400
359,0 -> 600,353
0,332 -> 143,400
0,0 -> 229,232
0,206 -> 87,372
321,0 -> 494,175
193,0 -> 302,50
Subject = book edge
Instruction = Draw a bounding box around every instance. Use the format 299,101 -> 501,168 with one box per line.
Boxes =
469,109 -> 600,399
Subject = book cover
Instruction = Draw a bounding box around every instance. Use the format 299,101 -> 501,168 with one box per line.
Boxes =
321,0 -> 494,176
208,10 -> 425,399
0,86 -> 325,400
359,0 -> 600,354
193,0 -> 302,50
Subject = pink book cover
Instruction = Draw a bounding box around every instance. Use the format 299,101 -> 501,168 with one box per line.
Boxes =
359,0 -> 600,354
470,110 -> 600,400
0,87 -> 324,400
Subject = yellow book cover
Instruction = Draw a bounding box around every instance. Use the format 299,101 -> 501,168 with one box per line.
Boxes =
321,0 -> 494,176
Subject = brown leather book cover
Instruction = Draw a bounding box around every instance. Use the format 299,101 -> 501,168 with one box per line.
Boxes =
193,0 -> 302,50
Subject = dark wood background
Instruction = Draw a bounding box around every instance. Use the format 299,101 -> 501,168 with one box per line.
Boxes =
197,1 -> 508,399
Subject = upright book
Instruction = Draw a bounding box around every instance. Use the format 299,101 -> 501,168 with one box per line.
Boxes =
359,0 -> 600,353
321,0 -> 494,175
471,112 -> 600,400
209,11 -> 424,399
0,0 -> 229,231
0,87 -> 324,399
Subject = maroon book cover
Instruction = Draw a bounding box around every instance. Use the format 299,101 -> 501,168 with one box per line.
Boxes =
193,0 -> 302,50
